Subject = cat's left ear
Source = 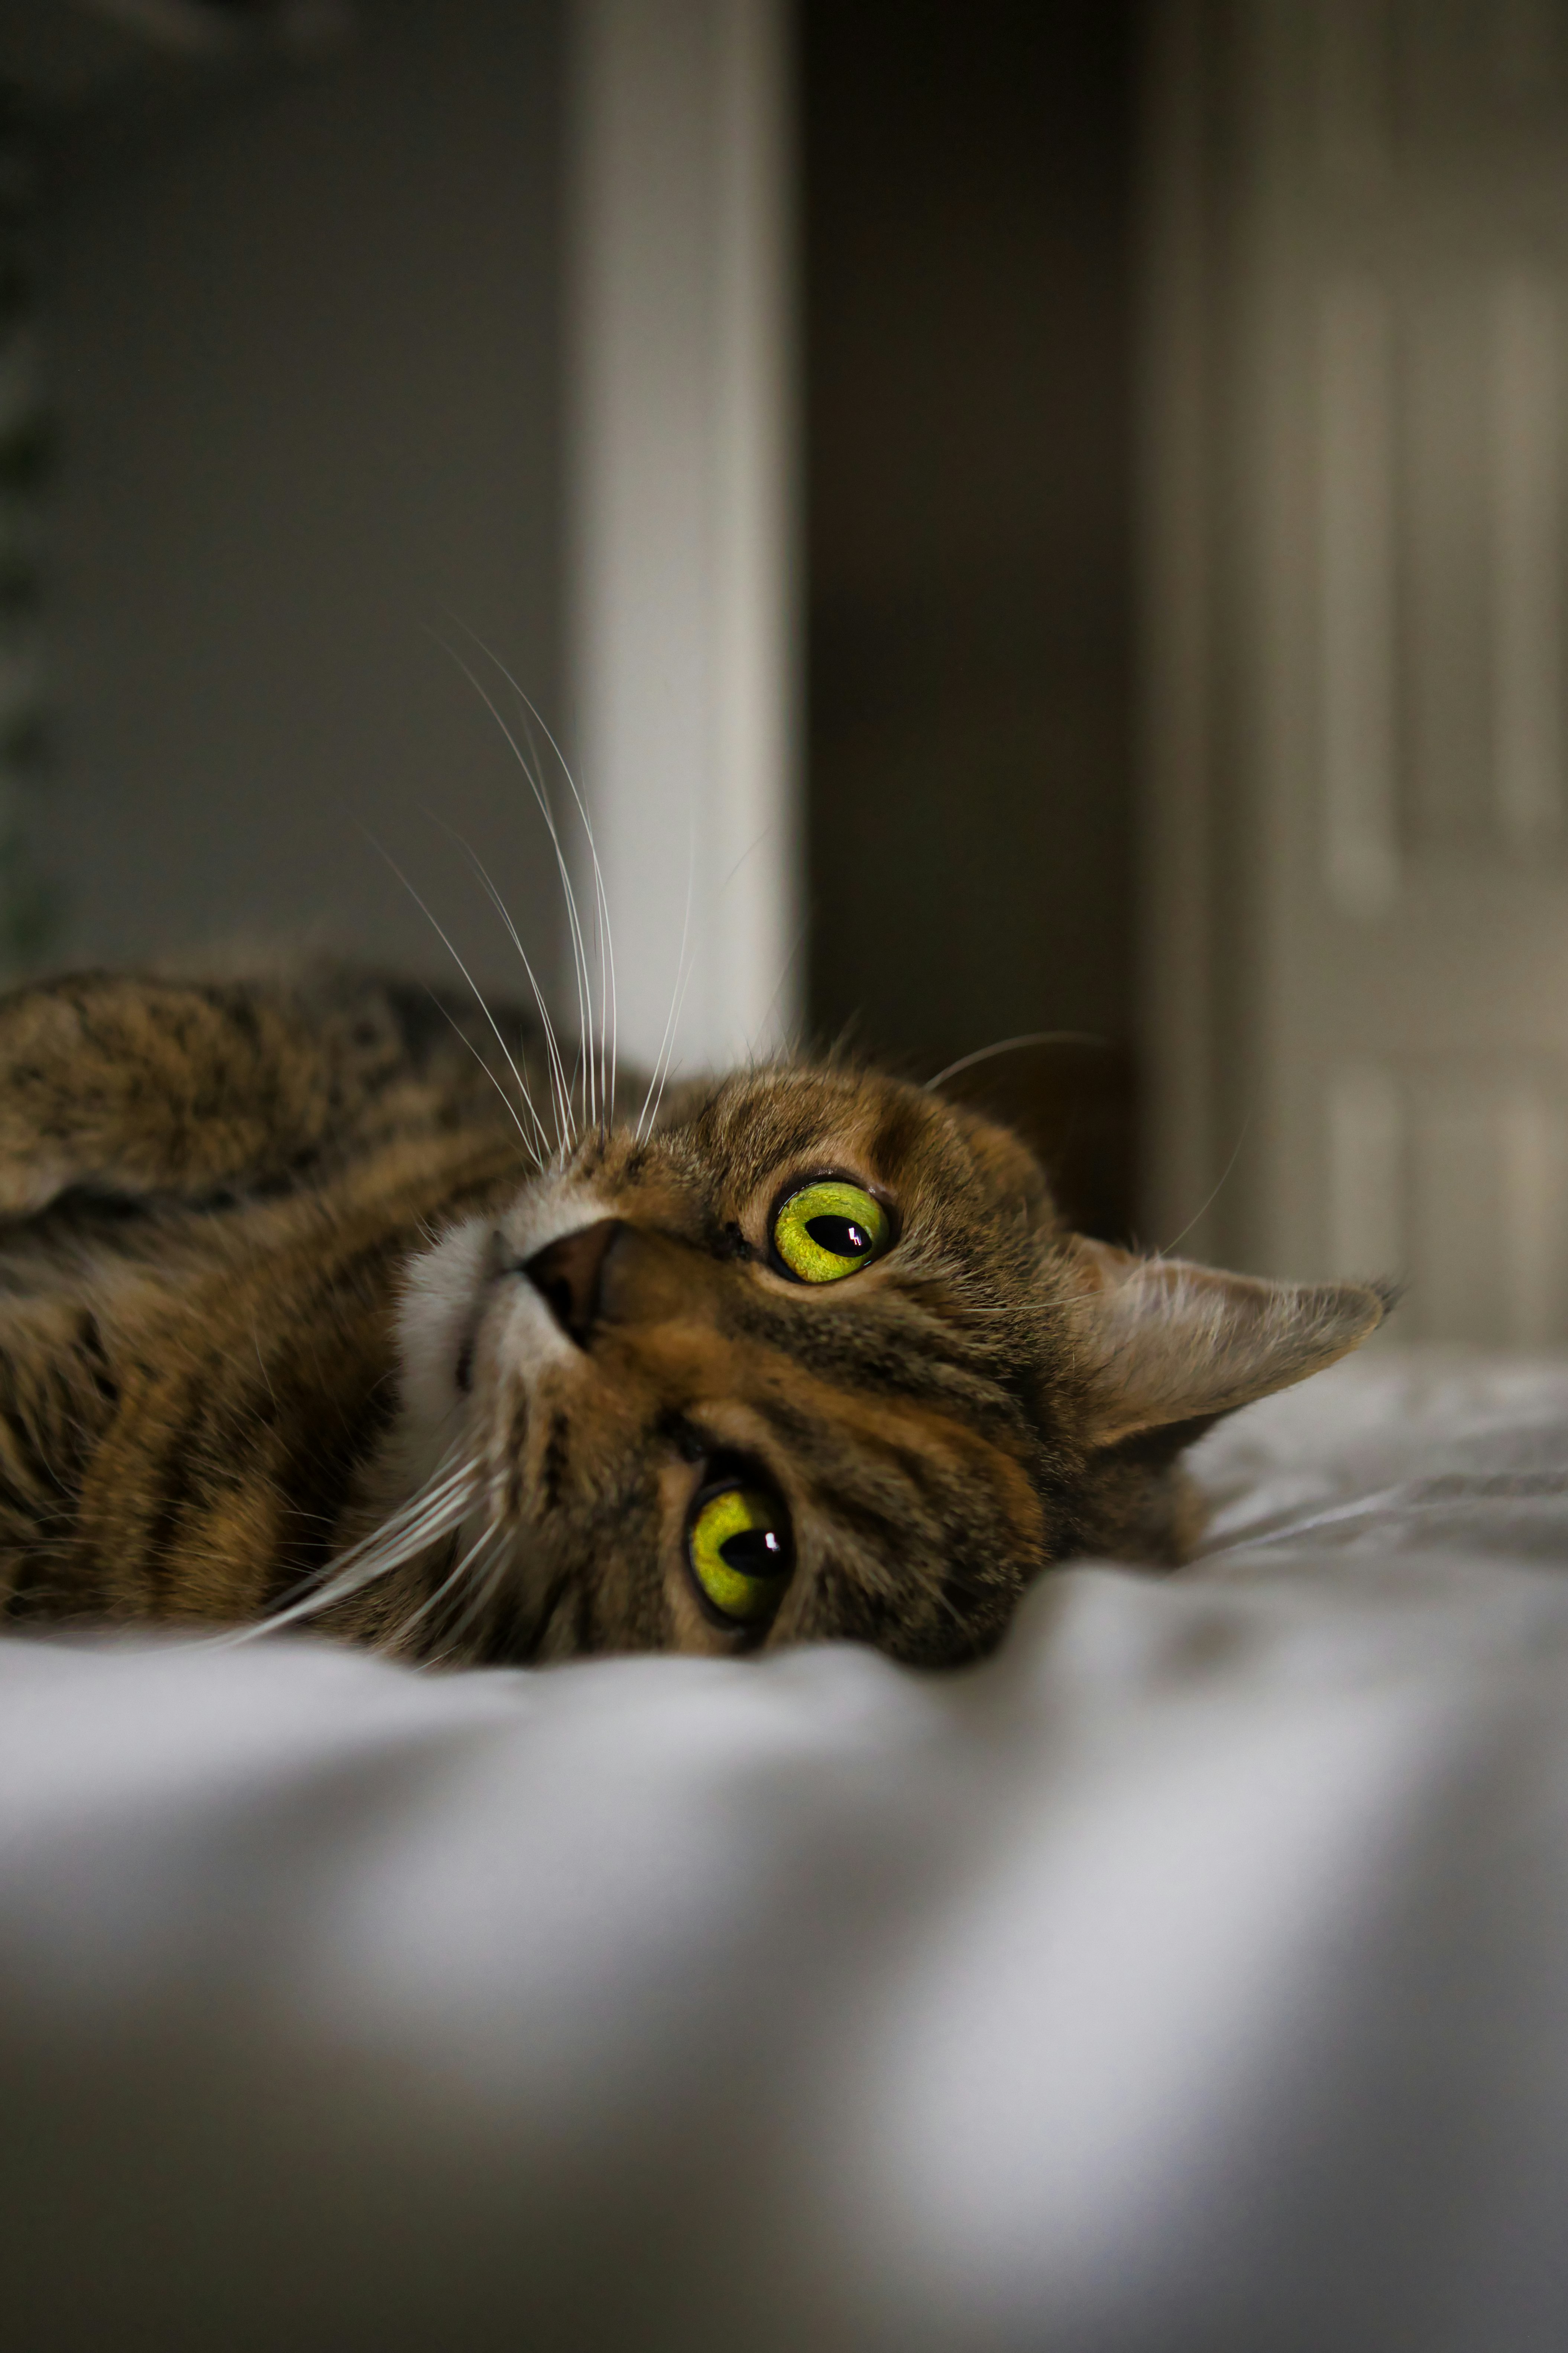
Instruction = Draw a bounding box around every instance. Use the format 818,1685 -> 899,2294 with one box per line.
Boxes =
1065,1237 -> 1392,1448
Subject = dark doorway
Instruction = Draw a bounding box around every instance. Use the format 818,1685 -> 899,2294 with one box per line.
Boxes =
800,0 -> 1138,1235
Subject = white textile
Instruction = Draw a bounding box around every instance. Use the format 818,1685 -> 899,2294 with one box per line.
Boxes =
1,1349 -> 1567,2350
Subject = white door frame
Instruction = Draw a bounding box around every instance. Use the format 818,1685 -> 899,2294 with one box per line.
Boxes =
565,0 -> 800,1082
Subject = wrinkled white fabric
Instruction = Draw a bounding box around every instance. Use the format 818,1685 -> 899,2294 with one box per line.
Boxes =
1,1347 -> 1567,2351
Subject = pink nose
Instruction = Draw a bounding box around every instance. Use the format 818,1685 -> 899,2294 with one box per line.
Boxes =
522,1218 -> 625,1349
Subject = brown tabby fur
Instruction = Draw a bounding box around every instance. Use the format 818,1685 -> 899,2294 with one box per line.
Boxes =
0,968 -> 1388,1667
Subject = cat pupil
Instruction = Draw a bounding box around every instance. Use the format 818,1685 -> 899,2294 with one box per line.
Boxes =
804,1214 -> 868,1259
719,1527 -> 784,1573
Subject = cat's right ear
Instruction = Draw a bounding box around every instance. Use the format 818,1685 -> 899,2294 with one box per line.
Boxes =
1063,1236 -> 1392,1448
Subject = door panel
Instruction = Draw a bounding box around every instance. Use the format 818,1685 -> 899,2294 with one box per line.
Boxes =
1146,0 -> 1568,1340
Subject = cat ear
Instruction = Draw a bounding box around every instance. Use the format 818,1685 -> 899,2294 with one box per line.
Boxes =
1065,1237 -> 1392,1448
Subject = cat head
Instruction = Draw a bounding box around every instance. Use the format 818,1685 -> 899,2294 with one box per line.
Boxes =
377,1060 -> 1387,1666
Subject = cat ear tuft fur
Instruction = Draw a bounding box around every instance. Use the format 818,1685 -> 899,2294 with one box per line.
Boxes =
1065,1237 -> 1393,1448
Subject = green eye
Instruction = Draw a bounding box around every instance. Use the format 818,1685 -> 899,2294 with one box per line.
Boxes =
772,1179 -> 891,1284
687,1483 -> 792,1626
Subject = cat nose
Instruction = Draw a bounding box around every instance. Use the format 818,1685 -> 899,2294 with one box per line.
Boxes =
522,1218 -> 625,1349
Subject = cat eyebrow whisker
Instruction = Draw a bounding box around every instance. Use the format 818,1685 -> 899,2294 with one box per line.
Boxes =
636,820 -> 697,1145
418,981 -> 551,1168
424,816 -> 572,1159
365,836 -> 548,1166
509,684 -> 607,1138
923,1031 -> 1112,1090
642,926 -> 698,1143
430,631 -> 597,1134
457,627 -> 621,1144
752,916 -> 809,1062
1155,1109 -> 1252,1259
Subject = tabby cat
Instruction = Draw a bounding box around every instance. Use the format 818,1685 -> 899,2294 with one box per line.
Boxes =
0,966 -> 1387,1666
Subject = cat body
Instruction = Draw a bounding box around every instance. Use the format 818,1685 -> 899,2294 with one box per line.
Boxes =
0,968 -> 1387,1666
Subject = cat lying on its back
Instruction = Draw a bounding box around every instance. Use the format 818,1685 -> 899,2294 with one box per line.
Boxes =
0,968 -> 1387,1665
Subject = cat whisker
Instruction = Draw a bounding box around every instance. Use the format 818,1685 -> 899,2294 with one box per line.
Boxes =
503,702 -> 600,1138
366,836 -> 547,1167
637,821 -> 697,1144
753,915 -> 809,1063
318,1452 -> 480,1556
425,815 -> 573,1159
391,1518 -> 505,1654
1155,1110 -> 1252,1260
306,1479 -> 481,1594
438,1514 -> 524,1653
503,704 -> 618,1140
511,689 -> 605,1135
417,982 -> 552,1168
457,629 -> 621,1139
924,1031 -> 1111,1091
209,1453 -> 483,1646
431,633 -> 597,1134
642,928 -> 699,1142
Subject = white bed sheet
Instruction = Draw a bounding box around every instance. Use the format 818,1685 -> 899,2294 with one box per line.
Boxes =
2,1349 -> 1567,2351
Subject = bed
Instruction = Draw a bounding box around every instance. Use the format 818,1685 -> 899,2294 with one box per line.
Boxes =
2,1348 -> 1566,2350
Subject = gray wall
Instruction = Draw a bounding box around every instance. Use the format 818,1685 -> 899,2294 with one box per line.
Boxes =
40,0 -> 567,999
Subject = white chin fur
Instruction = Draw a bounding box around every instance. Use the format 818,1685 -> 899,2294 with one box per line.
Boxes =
396,1215 -> 493,1441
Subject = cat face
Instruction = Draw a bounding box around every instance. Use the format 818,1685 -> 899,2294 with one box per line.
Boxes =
389,1062 -> 1386,1667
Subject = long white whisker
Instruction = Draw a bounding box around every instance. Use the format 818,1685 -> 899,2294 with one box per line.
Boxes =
287,1478 -> 480,1602
511,701 -> 607,1134
514,694 -> 603,1134
366,834 -> 548,1157
753,916 -> 810,1062
392,1520 -> 503,1652
442,1516 -> 521,1650
419,982 -> 550,1166
424,811 -> 574,1158
506,696 -> 600,1132
1157,1111 -> 1253,1259
638,820 -> 697,1142
456,850 -> 572,1154
924,1031 -> 1111,1092
312,1456 -> 479,1560
211,1457 -> 482,1646
474,682 -> 593,1133
430,633 -> 597,1131
642,909 -> 700,1143
457,628 -> 621,1137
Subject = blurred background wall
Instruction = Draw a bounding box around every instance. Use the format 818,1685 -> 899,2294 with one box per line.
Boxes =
17,0 -> 568,993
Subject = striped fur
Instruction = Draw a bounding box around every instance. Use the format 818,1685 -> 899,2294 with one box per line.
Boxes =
0,969 -> 1388,1667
